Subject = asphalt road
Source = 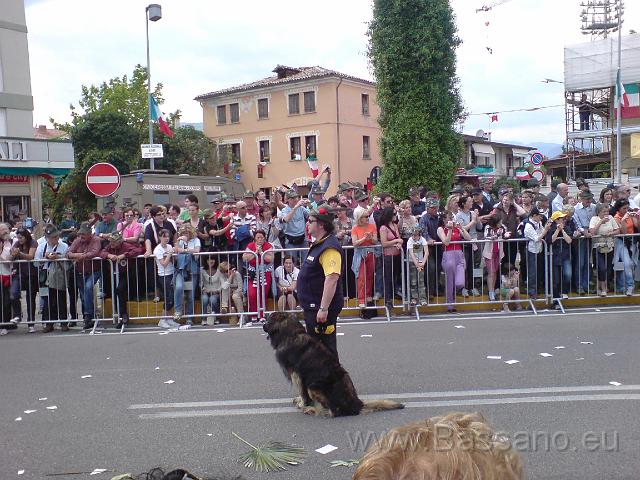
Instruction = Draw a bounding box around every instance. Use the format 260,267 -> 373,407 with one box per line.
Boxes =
1,306 -> 639,479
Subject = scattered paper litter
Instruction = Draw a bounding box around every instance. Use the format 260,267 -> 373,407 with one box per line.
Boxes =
576,357 -> 584,361
605,352 -> 616,356
38,397 -> 47,401
178,325 -> 191,330
315,444 -> 338,455
15,417 -> 22,422
23,410 -> 36,414
337,332 -> 345,336
554,346 -> 565,349
539,353 -> 553,357
155,367 -> 160,370
486,355 -> 502,360
360,334 -> 372,338
18,470 -> 24,475
448,341 -> 455,345
90,469 -> 107,475
216,328 -> 226,333
158,331 -> 169,335
206,433 -> 213,436
106,357 -> 110,360
164,380 -> 175,384
81,375 -> 92,379
454,325 -> 465,329
580,341 -> 593,345
46,406 -> 57,410
595,309 -> 601,312
504,360 -> 520,365
609,381 -> 622,386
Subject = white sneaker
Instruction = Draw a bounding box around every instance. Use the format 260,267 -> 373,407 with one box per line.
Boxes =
488,291 -> 496,301
471,288 -> 480,297
562,294 -> 569,300
0,328 -> 7,335
373,293 -> 381,301
10,317 -> 19,324
626,287 -> 633,296
28,326 -> 36,334
503,303 -> 510,313
153,296 -> 160,303
168,319 -> 181,328
461,288 -> 469,298
158,319 -> 171,329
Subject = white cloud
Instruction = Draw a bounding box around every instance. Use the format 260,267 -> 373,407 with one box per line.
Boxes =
24,0 -> 640,145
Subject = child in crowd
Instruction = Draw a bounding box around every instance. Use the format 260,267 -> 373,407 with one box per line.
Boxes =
406,225 -> 428,306
500,262 -> 522,312
274,254 -> 299,311
483,215 -> 506,301
218,261 -> 244,325
153,228 -> 178,328
200,255 -> 223,325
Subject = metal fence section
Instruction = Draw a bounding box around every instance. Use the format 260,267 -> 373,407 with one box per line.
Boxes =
548,232 -> 640,313
405,237 -> 545,317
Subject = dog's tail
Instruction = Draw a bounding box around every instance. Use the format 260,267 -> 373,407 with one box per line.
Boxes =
361,399 -> 405,414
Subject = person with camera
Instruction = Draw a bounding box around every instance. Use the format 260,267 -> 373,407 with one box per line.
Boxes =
437,210 -> 472,313
242,229 -> 274,320
279,190 -> 310,265
297,207 -> 343,358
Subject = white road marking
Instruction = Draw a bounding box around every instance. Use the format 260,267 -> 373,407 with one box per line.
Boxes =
137,393 -> 640,419
130,384 -> 640,410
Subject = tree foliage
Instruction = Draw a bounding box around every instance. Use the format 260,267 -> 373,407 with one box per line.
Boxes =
162,126 -> 220,176
367,0 -> 464,199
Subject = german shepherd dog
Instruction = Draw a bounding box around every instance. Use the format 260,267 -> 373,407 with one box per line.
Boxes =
263,312 -> 404,417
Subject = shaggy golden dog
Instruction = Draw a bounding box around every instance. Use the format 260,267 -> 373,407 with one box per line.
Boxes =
263,312 -> 404,417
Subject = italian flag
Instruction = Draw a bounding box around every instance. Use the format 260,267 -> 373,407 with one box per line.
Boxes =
616,82 -> 640,119
307,153 -> 319,177
149,95 -> 174,138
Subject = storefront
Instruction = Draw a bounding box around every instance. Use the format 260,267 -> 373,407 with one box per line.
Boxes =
0,137 -> 74,223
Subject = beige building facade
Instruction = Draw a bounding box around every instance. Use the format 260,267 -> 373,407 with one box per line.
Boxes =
195,66 -> 380,195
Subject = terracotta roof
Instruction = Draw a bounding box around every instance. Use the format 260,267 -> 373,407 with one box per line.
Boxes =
33,125 -> 69,140
194,65 -> 375,101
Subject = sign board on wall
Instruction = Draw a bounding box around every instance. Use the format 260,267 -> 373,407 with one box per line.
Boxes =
632,133 -> 640,159
141,144 -> 164,158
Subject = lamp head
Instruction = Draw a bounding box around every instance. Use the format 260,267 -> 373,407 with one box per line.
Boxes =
147,4 -> 162,22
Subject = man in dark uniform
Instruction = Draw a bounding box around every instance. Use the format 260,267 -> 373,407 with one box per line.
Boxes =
297,206 -> 343,359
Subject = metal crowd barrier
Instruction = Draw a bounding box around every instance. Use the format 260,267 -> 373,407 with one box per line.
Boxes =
405,237 -> 546,317
547,232 -> 640,313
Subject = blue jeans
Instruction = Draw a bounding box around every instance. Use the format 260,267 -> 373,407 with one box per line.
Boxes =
174,270 -> 198,317
615,243 -> 635,291
201,292 -> 220,314
75,271 -> 100,320
284,238 -> 308,266
574,238 -> 591,292
552,257 -> 572,299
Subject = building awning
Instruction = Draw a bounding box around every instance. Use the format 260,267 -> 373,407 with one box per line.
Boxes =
0,167 -> 72,177
466,166 -> 495,175
472,143 -> 495,156
512,148 -> 531,157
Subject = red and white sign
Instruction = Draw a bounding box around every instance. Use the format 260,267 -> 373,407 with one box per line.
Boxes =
531,168 -> 545,183
85,163 -> 120,197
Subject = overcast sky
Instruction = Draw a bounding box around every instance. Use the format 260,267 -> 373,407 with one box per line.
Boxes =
24,0 -> 639,145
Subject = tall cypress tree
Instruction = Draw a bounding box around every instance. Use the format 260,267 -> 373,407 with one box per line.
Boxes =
367,0 -> 464,198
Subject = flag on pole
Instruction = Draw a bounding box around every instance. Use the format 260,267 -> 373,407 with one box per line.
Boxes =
307,154 -> 319,177
490,114 -> 499,122
149,95 -> 174,138
615,74 -> 640,119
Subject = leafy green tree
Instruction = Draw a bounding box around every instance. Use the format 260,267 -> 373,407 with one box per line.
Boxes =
367,0 -> 464,198
163,126 -> 220,176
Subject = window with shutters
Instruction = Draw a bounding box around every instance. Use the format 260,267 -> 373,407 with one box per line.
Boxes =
258,98 -> 269,119
290,137 -> 301,160
230,103 -> 239,123
288,94 -> 300,115
216,105 -> 226,124
361,94 -> 370,116
303,91 -> 316,113
363,136 -> 371,159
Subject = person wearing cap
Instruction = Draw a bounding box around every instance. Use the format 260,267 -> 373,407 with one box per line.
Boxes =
59,208 -> 78,244
297,206 -> 343,358
279,190 -> 310,263
67,222 -> 103,329
207,194 -> 233,251
522,207 -> 552,299
95,207 -> 118,240
615,184 -> 639,210
573,191 -> 596,294
353,190 -> 374,225
231,201 -> 257,251
480,177 -> 495,205
309,186 -> 327,209
409,188 -> 426,216
35,225 -> 70,332
240,191 -> 258,217
339,183 -> 358,210
545,210 -> 573,304
471,187 -> 493,234
100,232 -> 144,328
104,196 -> 123,222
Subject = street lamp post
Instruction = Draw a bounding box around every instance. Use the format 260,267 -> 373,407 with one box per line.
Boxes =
146,4 -> 162,170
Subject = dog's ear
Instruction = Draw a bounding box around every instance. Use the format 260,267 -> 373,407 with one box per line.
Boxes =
268,312 -> 288,323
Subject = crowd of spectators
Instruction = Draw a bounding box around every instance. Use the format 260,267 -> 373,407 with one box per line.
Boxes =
2,168 -> 640,333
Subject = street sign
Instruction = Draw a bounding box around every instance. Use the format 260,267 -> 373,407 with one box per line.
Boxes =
141,144 -> 164,158
86,163 -> 121,197
235,173 -> 241,181
531,168 -> 545,183
530,151 -> 544,166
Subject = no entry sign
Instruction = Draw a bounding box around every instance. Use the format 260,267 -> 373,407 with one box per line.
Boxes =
85,163 -> 121,197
